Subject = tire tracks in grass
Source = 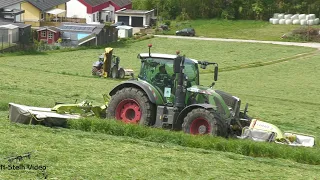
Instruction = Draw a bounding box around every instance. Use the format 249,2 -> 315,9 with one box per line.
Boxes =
237,93 -> 320,107
202,50 -> 319,73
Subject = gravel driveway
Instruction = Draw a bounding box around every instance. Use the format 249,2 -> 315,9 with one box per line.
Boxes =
154,35 -> 320,50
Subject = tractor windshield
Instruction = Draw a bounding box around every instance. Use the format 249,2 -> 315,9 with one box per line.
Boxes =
139,57 -> 199,93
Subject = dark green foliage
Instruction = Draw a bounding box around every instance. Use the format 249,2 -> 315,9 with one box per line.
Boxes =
133,0 -> 320,20
68,118 -> 320,165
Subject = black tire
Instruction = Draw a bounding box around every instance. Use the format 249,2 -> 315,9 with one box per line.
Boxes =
118,68 -> 125,79
182,108 -> 228,137
106,87 -> 154,126
111,66 -> 118,78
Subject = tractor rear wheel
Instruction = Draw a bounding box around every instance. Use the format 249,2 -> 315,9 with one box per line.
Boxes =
111,66 -> 118,78
118,68 -> 125,79
182,108 -> 228,137
106,87 -> 154,126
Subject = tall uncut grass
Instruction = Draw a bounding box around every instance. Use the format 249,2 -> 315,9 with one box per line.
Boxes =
68,118 -> 320,165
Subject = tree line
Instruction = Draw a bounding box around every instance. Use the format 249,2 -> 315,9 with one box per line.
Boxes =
132,0 -> 320,20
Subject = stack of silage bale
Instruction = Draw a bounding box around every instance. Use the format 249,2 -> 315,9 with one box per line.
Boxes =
269,13 -> 319,25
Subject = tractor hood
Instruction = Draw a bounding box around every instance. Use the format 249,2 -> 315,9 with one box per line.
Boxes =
187,85 -> 231,118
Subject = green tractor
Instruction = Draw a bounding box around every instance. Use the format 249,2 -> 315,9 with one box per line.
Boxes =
106,45 -> 251,137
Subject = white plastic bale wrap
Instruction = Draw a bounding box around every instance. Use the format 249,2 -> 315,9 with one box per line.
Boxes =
272,19 -> 279,24
291,14 -> 299,20
299,14 -> 306,20
309,14 -> 316,20
279,19 -> 286,24
284,14 -> 292,19
278,13 -> 284,19
285,19 -> 292,25
273,13 -> 279,18
314,18 -> 319,25
269,18 -> 274,23
307,20 -> 314,25
300,19 -> 307,25
293,19 -> 300,25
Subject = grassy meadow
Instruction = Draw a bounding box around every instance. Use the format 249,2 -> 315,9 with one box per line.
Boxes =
158,19 -> 316,41
0,37 -> 320,179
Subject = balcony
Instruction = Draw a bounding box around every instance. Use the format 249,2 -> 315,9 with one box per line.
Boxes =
24,17 -> 86,27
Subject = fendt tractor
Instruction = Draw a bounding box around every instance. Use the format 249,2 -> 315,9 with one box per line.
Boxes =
8,45 -> 315,147
106,44 -> 250,137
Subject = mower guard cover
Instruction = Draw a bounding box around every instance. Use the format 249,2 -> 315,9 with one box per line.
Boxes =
239,119 -> 315,147
8,103 -> 81,127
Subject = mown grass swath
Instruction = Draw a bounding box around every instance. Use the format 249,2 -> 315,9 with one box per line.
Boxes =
68,118 -> 320,165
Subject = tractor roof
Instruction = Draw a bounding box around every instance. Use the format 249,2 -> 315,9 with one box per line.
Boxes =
138,53 -> 198,64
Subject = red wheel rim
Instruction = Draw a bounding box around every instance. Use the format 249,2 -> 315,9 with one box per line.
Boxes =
115,99 -> 141,124
190,117 -> 211,134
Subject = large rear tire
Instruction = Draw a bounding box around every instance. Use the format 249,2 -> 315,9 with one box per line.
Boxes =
111,66 -> 118,78
106,87 -> 154,126
182,108 -> 228,137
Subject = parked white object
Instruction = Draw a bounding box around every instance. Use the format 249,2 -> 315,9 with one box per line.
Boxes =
272,19 -> 279,24
300,19 -> 307,25
299,14 -> 306,20
285,19 -> 292,25
284,14 -> 292,19
278,13 -> 284,19
279,19 -> 286,24
307,20 -> 314,25
292,19 -> 300,25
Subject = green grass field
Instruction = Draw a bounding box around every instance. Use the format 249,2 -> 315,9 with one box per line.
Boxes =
158,19 -> 316,41
1,38 -> 320,179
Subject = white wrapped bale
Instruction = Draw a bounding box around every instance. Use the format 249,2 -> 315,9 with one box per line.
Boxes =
293,19 -> 300,25
314,18 -> 319,25
307,20 -> 314,25
273,13 -> 279,18
299,14 -> 306,20
291,14 -> 299,20
309,14 -> 316,20
285,19 -> 292,25
279,19 -> 286,24
269,18 -> 274,23
278,13 -> 284,19
300,19 -> 307,25
272,19 -> 279,24
284,14 -> 292,19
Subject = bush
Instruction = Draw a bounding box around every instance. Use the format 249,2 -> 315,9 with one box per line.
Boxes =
164,20 -> 171,27
285,27 -> 320,42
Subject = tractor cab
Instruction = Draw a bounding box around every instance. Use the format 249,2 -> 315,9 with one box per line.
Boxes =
137,53 -> 199,102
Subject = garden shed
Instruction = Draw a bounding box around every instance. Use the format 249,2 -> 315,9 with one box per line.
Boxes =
0,24 -> 19,43
116,25 -> 132,38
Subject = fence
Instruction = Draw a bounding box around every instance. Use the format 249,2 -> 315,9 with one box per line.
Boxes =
0,31 -> 19,52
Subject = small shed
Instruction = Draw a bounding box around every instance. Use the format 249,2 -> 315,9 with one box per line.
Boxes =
37,26 -> 60,44
116,25 -> 132,38
0,24 -> 19,43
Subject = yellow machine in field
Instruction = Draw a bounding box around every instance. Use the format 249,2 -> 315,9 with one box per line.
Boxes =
92,48 -> 134,78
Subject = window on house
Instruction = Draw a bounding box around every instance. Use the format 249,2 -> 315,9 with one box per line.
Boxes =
93,14 -> 96,22
41,13 -> 45,20
48,32 -> 53,39
41,31 -> 46,37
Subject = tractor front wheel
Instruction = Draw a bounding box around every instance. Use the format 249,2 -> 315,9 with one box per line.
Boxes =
182,108 -> 228,137
106,87 -> 154,126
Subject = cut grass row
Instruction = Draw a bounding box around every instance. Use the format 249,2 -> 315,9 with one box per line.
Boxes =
67,118 -> 320,165
1,118 -> 319,179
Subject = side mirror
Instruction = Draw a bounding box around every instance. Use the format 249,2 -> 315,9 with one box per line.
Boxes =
214,66 -> 218,81
174,56 -> 182,73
